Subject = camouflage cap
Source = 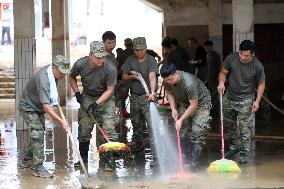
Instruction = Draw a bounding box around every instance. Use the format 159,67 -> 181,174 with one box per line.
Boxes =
90,41 -> 108,57
53,55 -> 70,74
133,37 -> 147,49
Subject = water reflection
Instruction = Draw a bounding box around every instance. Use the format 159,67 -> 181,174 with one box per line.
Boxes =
0,98 -> 284,188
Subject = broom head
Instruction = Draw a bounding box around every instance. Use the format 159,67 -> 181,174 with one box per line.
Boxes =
98,142 -> 130,152
207,158 -> 241,172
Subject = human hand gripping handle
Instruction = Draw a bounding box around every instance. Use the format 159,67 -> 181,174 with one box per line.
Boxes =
75,92 -> 83,104
87,101 -> 98,113
217,83 -> 225,94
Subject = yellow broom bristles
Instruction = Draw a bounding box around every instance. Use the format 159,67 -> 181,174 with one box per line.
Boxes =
207,158 -> 241,172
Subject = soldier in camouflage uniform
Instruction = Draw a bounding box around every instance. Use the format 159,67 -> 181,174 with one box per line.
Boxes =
121,37 -> 159,161
19,55 -> 70,178
218,40 -> 265,164
69,41 -> 118,168
160,62 -> 212,171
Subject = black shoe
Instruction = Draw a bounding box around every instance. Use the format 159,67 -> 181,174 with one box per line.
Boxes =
224,148 -> 239,158
239,153 -> 248,164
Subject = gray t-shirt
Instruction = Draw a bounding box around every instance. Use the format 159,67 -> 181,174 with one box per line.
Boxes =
164,71 -> 211,106
121,55 -> 158,95
70,56 -> 117,96
105,53 -> 117,67
223,53 -> 265,100
19,65 -> 51,112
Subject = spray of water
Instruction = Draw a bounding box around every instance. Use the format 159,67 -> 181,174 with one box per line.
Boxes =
149,102 -> 179,178
131,71 -> 180,178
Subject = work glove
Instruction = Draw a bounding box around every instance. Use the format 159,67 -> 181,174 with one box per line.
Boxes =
75,92 -> 83,104
87,101 -> 98,113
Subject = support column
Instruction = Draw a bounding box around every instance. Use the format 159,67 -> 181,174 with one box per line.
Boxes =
51,0 -> 70,161
14,0 -> 35,130
51,0 -> 70,106
232,0 -> 254,52
208,0 -> 223,58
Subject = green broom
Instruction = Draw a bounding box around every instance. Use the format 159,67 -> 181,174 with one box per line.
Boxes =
207,93 -> 241,172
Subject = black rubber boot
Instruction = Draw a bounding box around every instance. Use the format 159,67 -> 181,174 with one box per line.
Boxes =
74,141 -> 90,167
224,147 -> 239,159
239,152 -> 248,164
191,143 -> 203,172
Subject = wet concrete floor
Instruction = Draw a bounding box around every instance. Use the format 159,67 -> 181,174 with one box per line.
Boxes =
0,98 -> 284,189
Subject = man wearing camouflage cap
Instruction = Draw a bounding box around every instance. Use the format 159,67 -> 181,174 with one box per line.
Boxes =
121,37 -> 159,165
19,55 -> 71,178
69,41 -> 118,169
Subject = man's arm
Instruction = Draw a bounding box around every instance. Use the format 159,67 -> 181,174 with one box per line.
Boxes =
43,104 -> 69,132
122,72 -> 139,81
95,85 -> 115,105
166,91 -> 179,121
252,80 -> 265,112
69,76 -> 79,93
217,66 -> 229,94
175,98 -> 198,129
179,99 -> 198,122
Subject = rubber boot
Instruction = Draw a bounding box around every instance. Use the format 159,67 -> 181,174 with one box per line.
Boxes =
191,143 -> 203,172
74,141 -> 90,167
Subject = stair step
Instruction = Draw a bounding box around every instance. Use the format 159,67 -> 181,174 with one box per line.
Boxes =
0,77 -> 15,82
0,82 -> 15,88
0,94 -> 15,99
0,88 -> 15,94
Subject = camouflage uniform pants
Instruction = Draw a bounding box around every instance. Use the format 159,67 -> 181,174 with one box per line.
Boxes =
20,111 -> 45,167
78,93 -> 119,147
130,94 -> 154,150
223,94 -> 255,154
178,102 -> 212,145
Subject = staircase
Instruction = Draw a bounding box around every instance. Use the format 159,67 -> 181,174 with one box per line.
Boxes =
0,68 -> 15,99
0,67 -> 83,99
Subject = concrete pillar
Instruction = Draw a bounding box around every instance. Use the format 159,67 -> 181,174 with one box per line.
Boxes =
42,0 -> 50,37
14,0 -> 36,130
51,0 -> 70,158
51,0 -> 70,106
208,0 -> 223,58
232,0 -> 254,52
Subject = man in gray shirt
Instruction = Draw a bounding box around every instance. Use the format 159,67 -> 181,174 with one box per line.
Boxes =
121,37 -> 158,165
218,40 -> 265,164
161,62 -> 211,171
69,41 -> 118,169
19,55 -> 70,178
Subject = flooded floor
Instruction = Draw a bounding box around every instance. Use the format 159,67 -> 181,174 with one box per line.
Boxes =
1,98 -> 284,189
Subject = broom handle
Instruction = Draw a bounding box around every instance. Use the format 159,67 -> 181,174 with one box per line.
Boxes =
81,104 -> 110,143
57,105 -> 89,178
176,128 -> 184,174
220,93 -> 225,159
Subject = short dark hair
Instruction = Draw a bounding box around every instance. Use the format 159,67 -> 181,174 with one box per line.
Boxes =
189,37 -> 198,44
239,40 -> 255,54
171,38 -> 179,46
204,40 -> 213,46
160,62 -> 177,78
102,31 -> 116,42
161,36 -> 172,48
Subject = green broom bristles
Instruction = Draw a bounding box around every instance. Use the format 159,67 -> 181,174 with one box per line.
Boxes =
207,158 -> 241,172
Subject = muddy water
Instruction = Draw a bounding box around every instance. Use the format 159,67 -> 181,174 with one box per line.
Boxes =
1,99 -> 284,188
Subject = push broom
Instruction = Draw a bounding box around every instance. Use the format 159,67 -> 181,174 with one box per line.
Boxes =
171,127 -> 196,179
80,104 -> 129,154
207,93 -> 241,172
